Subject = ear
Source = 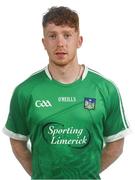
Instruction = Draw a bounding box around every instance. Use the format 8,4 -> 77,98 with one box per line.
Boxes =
42,38 -> 46,50
77,36 -> 83,48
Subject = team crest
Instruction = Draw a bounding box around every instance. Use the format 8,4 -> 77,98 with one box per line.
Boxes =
84,98 -> 96,110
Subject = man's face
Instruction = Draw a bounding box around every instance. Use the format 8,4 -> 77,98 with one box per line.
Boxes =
42,23 -> 83,66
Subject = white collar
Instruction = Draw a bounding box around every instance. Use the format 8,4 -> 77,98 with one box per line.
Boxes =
44,65 -> 88,81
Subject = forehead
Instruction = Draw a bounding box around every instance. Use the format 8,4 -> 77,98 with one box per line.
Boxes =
43,23 -> 77,34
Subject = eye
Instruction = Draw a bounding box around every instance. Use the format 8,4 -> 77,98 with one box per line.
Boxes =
64,33 -> 71,39
48,34 -> 56,39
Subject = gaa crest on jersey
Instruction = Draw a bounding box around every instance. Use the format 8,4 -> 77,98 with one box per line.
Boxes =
84,98 -> 96,110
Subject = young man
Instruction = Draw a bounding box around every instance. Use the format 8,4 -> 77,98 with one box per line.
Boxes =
3,6 -> 130,179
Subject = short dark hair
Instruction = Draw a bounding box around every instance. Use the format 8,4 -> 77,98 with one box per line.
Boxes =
42,6 -> 79,31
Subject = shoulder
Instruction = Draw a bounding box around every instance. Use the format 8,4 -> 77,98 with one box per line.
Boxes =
13,68 -> 46,97
86,67 -> 119,96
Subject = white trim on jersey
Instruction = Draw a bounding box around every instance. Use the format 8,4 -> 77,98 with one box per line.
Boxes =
3,127 -> 28,141
104,128 -> 131,142
82,65 -> 88,80
87,68 -> 130,129
44,66 -> 52,80
114,85 -> 130,129
44,65 -> 89,81
30,68 -> 45,77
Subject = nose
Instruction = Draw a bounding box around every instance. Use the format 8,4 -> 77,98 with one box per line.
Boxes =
57,35 -> 65,47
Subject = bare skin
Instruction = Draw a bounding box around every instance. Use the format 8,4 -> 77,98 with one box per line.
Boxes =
10,138 -> 32,176
101,138 -> 124,172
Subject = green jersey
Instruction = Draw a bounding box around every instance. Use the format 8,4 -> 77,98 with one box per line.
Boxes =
3,65 -> 129,179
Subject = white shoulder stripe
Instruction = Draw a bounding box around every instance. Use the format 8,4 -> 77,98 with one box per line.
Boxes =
2,127 -> 28,141
30,68 -> 45,77
88,68 -> 105,78
88,68 -> 129,129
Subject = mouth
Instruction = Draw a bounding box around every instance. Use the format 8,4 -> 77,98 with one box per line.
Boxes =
55,52 -> 67,55
55,52 -> 67,58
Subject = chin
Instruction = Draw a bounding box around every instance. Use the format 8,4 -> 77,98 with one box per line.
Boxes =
53,60 -> 71,66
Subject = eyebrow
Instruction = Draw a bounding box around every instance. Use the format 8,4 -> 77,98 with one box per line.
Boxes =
46,30 -> 74,35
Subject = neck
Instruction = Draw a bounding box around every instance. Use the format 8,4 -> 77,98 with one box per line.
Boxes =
48,61 -> 84,84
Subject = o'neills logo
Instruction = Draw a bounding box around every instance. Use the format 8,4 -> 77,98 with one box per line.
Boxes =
42,122 -> 91,149
58,97 -> 76,102
35,100 -> 52,108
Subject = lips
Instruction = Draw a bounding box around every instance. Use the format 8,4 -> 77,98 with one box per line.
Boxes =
55,52 -> 67,58
55,52 -> 67,55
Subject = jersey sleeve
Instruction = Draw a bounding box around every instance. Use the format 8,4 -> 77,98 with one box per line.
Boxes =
103,82 -> 130,142
3,86 -> 29,141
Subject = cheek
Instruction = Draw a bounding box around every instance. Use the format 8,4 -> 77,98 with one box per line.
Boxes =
72,38 -> 81,48
68,45 -> 77,56
45,41 -> 55,51
68,39 -> 78,48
